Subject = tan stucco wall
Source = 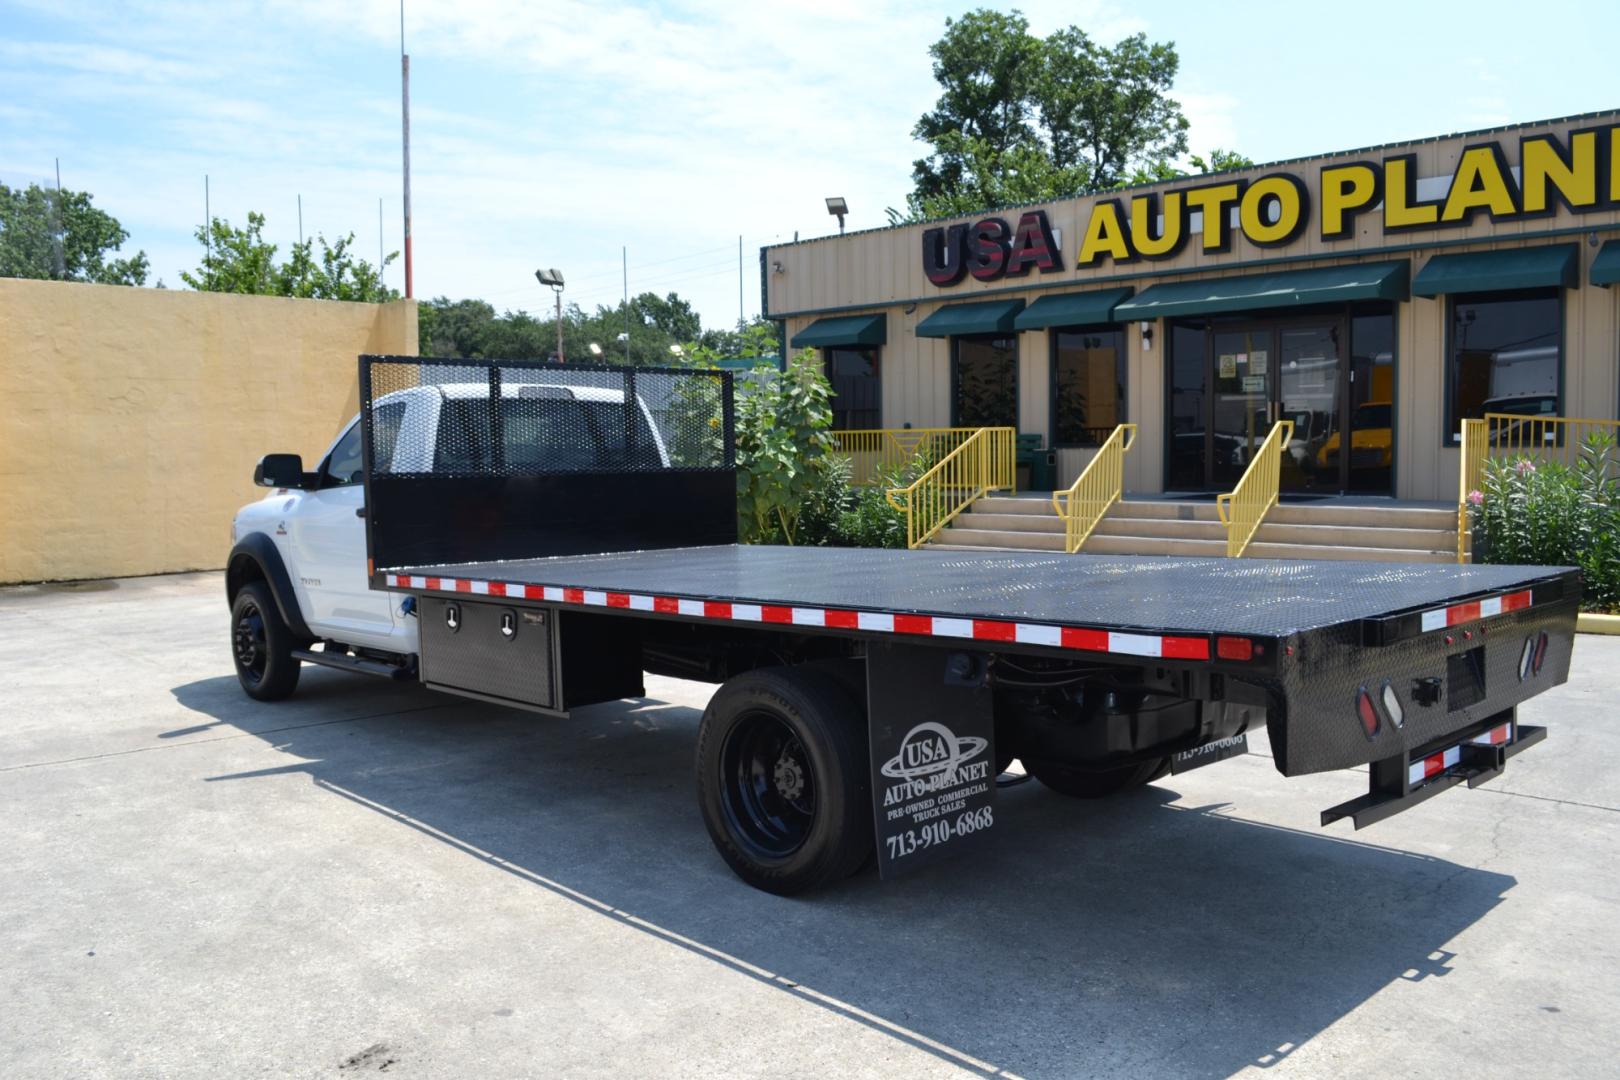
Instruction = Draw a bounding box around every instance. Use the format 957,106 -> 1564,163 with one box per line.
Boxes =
772,112 -> 1620,500
0,279 -> 416,583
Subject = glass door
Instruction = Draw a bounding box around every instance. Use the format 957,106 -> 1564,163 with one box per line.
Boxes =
1276,323 -> 1344,493
1209,329 -> 1272,490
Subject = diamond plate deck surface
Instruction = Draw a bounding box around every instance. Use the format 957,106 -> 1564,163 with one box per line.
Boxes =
394,545 -> 1569,638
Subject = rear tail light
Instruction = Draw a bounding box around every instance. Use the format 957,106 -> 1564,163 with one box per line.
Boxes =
1519,636 -> 1535,681
1380,680 -> 1404,728
1356,686 -> 1380,740
1216,636 -> 1254,661
1532,631 -> 1548,675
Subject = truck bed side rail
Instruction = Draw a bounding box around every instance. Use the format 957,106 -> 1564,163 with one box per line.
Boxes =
359,355 -> 736,577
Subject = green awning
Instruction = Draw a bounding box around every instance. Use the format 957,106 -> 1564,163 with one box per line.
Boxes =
915,298 -> 1026,338
1012,287 -> 1135,330
1411,244 -> 1578,297
790,313 -> 886,348
1590,241 -> 1620,287
1114,261 -> 1410,320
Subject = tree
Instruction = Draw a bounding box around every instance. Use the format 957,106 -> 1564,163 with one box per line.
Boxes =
691,317 -> 779,362
1120,147 -> 1258,187
181,211 -> 397,302
414,291 -> 758,367
900,8 -> 1197,221
0,182 -> 149,285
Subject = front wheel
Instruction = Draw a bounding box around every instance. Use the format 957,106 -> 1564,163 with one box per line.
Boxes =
231,581 -> 301,701
1025,756 -> 1170,799
695,667 -> 872,895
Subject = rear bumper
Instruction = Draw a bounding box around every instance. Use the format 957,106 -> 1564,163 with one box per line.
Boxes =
1321,711 -> 1546,829
1258,570 -> 1578,777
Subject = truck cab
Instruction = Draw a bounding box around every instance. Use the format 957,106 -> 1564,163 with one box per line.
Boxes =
229,380 -> 669,662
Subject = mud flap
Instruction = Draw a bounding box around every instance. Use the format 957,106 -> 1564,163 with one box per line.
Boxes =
867,642 -> 996,879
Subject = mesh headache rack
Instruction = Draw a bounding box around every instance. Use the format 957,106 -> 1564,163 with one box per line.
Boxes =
358,355 -> 739,572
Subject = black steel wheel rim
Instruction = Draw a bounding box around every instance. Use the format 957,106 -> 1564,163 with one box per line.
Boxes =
718,710 -> 816,859
233,603 -> 267,684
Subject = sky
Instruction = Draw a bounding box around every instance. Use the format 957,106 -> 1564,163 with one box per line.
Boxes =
2,0 -> 1617,330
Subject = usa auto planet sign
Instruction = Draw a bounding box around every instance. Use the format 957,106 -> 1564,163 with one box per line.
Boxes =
877,720 -> 996,869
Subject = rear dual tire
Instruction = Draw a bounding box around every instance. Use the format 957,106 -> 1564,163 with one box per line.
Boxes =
1024,755 -> 1170,799
696,667 -> 872,896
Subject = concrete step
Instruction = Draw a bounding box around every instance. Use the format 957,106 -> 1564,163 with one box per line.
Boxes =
1081,534 -> 1231,558
1243,542 -> 1456,564
1252,522 -> 1457,551
975,496 -> 1062,516
931,528 -> 1067,552
960,511 -> 1066,534
1108,500 -> 1224,522
1092,516 -> 1228,542
1265,503 -> 1456,529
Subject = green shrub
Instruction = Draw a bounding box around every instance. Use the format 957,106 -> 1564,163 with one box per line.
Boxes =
734,349 -> 835,544
1469,433 -> 1620,612
729,351 -> 930,549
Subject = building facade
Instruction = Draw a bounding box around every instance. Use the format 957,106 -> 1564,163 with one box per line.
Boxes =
762,111 -> 1620,500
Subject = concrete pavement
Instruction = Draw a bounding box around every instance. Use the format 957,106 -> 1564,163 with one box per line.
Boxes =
2,572 -> 1616,1078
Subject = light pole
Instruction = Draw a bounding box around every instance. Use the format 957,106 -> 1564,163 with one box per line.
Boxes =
535,268 -> 565,362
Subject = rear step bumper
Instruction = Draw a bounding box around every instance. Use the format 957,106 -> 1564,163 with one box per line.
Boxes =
1321,711 -> 1545,830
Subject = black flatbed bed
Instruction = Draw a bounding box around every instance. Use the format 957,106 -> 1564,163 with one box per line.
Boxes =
387,543 -> 1570,640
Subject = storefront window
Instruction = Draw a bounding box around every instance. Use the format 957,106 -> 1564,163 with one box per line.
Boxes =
1347,310 -> 1395,493
1448,289 -> 1560,444
953,334 -> 1017,428
1050,328 -> 1125,447
824,346 -> 881,430
1166,322 -> 1206,490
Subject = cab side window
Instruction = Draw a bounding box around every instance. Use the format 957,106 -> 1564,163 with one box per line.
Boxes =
322,422 -> 364,486
323,402 -> 406,486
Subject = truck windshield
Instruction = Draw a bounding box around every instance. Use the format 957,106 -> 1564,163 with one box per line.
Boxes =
434,396 -> 661,472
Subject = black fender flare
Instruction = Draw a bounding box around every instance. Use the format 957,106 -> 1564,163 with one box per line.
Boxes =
226,534 -> 316,643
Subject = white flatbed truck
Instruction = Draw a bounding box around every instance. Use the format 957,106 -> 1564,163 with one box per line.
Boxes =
226,356 -> 1577,894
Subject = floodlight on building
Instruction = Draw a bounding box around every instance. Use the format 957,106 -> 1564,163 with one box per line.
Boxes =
825,196 -> 848,234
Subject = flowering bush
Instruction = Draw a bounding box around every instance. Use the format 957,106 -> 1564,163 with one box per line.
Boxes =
1469,434 -> 1620,612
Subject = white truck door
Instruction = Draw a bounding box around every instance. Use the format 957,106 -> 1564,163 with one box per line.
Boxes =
289,407 -> 404,642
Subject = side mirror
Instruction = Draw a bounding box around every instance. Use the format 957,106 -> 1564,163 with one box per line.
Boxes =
254,453 -> 307,489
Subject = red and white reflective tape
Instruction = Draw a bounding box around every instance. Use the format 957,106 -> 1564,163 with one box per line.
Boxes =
1408,720 -> 1513,785
384,573 -> 1212,660
1419,588 -> 1532,633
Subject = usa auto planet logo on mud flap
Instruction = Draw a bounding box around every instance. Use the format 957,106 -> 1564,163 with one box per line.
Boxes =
881,721 -> 987,788
879,721 -> 995,863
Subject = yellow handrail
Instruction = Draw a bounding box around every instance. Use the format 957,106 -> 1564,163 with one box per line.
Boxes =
828,427 -> 982,486
1050,424 -> 1137,553
1457,418 -> 1488,563
886,427 -> 1015,548
1458,412 -> 1620,562
1215,420 -> 1294,558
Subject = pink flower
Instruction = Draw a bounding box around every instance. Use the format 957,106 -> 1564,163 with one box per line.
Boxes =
1467,489 -> 1485,506
1515,459 -> 1537,476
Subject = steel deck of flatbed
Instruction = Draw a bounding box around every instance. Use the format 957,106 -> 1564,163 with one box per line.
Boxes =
384,544 -> 1568,641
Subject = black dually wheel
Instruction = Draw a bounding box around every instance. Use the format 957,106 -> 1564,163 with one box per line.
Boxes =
696,667 -> 871,895
1025,755 -> 1170,799
231,581 -> 301,701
